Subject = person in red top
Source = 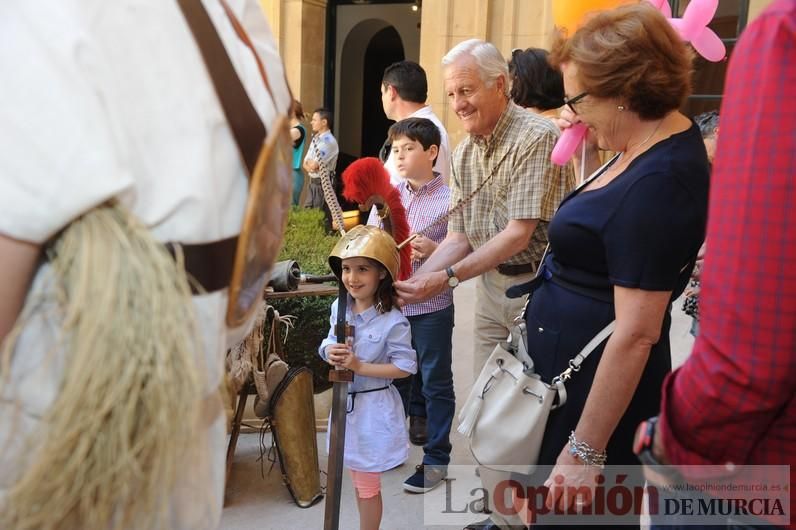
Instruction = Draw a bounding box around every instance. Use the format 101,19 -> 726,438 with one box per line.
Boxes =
635,1 -> 796,528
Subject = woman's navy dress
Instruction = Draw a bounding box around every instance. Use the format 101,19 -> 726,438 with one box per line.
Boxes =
521,124 -> 710,527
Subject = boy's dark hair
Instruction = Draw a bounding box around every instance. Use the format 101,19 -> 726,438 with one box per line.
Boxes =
694,110 -> 719,139
508,48 -> 565,111
388,117 -> 441,152
382,61 -> 428,104
313,108 -> 333,130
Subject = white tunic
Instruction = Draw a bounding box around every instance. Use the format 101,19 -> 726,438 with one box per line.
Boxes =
319,298 -> 417,472
0,2 -> 291,528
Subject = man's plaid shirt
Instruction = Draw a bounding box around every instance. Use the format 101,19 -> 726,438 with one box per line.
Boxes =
448,102 -> 575,269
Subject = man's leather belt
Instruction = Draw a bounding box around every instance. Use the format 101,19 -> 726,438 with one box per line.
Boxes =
496,262 -> 535,276
165,236 -> 238,295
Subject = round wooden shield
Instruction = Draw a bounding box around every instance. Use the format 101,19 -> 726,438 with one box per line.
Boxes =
226,115 -> 292,327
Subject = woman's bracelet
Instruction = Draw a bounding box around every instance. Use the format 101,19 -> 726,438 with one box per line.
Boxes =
568,431 -> 608,468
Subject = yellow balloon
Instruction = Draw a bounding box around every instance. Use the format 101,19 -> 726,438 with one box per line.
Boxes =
552,0 -> 634,34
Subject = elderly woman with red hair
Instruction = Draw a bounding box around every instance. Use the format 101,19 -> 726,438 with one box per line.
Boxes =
481,4 -> 711,529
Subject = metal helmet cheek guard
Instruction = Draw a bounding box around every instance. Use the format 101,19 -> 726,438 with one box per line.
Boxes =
328,224 -> 400,282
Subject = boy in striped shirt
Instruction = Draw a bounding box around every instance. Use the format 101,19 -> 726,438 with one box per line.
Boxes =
371,117 -> 455,493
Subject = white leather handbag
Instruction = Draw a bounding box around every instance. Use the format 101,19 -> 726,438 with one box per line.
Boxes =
458,319 -> 615,474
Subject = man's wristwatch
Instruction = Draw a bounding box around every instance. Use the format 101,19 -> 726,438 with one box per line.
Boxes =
445,267 -> 460,289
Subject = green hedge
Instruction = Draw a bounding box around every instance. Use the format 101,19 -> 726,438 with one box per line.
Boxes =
270,207 -> 338,393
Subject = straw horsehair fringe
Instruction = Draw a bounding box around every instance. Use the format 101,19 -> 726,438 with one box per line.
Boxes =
0,203 -> 205,530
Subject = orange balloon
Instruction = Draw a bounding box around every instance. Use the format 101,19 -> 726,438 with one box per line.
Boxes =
552,0 -> 634,34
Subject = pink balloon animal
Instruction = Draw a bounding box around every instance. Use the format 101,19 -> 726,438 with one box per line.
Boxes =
649,0 -> 727,62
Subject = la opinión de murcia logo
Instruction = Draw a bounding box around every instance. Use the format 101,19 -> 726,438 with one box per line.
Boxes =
427,467 -> 790,526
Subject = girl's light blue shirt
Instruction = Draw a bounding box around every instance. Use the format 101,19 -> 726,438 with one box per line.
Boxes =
318,297 -> 417,472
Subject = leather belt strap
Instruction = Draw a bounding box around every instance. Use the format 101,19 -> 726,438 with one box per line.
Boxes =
505,262 -> 613,303
165,236 -> 238,295
346,385 -> 390,414
496,262 -> 535,276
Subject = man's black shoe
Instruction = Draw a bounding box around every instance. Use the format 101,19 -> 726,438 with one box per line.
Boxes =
409,415 -> 427,445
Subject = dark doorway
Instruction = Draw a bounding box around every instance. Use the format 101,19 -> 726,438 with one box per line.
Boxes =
360,26 -> 404,158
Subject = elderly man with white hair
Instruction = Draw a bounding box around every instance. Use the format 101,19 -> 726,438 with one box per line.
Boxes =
396,38 -> 572,376
395,40 -> 573,527
395,39 -> 575,528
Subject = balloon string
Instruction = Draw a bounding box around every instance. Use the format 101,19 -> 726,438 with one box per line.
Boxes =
580,139 -> 586,183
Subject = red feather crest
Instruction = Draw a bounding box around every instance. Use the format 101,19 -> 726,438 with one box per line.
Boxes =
341,157 -> 411,280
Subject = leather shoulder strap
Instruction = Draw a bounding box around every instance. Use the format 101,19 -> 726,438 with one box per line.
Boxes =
176,0 -> 265,176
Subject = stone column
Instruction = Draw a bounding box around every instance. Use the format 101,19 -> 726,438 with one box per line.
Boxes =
261,0 -> 327,112
420,0 -> 557,149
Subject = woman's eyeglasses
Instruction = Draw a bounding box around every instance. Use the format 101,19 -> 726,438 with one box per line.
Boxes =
563,92 -> 588,114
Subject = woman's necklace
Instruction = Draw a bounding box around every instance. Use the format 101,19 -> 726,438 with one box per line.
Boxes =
596,117 -> 666,186
617,117 -> 666,164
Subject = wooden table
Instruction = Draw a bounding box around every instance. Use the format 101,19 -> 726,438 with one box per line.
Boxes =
225,282 -> 338,483
262,282 -> 338,300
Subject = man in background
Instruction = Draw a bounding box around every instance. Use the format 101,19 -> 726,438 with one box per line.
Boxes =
380,60 -> 451,185
303,108 -> 339,209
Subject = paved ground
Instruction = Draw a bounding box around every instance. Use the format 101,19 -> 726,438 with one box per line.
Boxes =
220,279 -> 696,530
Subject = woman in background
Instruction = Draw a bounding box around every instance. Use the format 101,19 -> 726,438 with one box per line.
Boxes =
508,47 -> 565,122
682,111 -> 718,336
290,99 -> 307,205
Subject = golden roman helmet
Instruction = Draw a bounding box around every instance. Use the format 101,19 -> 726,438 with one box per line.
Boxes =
328,225 -> 400,282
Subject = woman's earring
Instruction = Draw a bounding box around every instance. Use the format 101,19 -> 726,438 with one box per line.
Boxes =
375,300 -> 384,313
617,105 -> 625,111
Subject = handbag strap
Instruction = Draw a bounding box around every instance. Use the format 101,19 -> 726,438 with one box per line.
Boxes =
552,320 -> 615,385
176,0 -> 267,177
515,153 -> 622,308
534,153 -> 621,279
541,155 -> 632,381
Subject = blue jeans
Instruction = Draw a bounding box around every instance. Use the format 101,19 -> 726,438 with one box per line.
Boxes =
396,305 -> 455,466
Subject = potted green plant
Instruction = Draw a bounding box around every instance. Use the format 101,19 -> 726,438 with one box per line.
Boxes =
271,207 -> 339,394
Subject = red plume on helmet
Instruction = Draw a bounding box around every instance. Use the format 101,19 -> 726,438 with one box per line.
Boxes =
341,157 -> 411,281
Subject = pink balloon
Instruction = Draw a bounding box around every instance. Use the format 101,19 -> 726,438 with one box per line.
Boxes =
646,0 -> 672,18
680,0 -> 718,38
691,28 -> 727,62
551,123 -> 589,166
664,0 -> 725,63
